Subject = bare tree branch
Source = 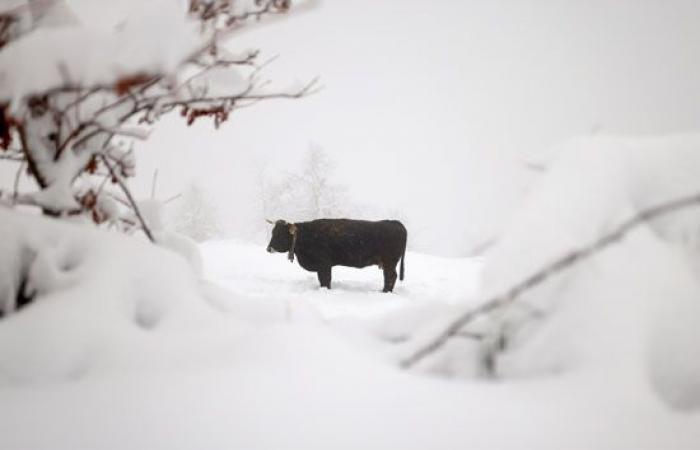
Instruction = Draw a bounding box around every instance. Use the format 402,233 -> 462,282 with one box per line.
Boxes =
401,191 -> 700,369
466,236 -> 498,257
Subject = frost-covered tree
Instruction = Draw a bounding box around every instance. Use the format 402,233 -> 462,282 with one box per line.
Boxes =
171,183 -> 221,242
260,143 -> 349,222
302,143 -> 350,218
0,0 -> 317,240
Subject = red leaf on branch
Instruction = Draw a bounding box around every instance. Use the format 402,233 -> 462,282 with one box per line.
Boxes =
79,190 -> 97,209
85,155 -> 99,174
0,104 -> 17,150
185,105 -> 230,128
114,73 -> 153,95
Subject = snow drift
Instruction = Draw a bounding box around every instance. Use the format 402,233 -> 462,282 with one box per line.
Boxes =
469,134 -> 700,411
0,205 -> 698,449
0,207 -> 221,382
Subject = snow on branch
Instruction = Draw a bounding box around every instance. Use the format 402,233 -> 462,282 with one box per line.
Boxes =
401,191 -> 700,370
0,0 -> 318,225
190,0 -> 292,26
99,154 -> 155,243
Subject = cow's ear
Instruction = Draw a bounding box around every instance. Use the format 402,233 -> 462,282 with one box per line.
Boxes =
288,223 -> 297,235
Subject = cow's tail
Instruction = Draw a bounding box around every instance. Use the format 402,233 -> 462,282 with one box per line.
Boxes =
399,242 -> 406,281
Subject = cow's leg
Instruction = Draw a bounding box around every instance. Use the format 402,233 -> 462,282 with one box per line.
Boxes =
382,265 -> 397,293
317,266 -> 332,289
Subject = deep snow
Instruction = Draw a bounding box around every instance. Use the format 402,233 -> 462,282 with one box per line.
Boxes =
0,222 -> 699,449
471,135 -> 700,409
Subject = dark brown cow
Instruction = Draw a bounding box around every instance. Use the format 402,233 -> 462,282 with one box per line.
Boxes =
267,218 -> 407,292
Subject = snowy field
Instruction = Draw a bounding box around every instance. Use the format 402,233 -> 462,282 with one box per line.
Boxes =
1,233 -> 698,450
201,239 -> 481,323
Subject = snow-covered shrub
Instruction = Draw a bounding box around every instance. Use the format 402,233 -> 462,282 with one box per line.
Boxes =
137,199 -> 204,277
0,206 -> 221,381
404,134 -> 700,411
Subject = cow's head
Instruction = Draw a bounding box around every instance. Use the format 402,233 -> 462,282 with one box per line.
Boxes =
266,219 -> 298,261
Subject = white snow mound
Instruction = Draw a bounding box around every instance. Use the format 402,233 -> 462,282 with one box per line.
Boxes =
0,207 -> 219,382
477,134 -> 700,411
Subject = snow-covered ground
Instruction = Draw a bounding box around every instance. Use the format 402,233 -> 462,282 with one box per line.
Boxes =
201,239 -> 481,322
1,228 -> 699,450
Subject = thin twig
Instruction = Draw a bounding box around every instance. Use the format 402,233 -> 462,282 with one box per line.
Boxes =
0,153 -> 24,161
163,193 -> 182,205
466,236 -> 498,257
151,169 -> 159,199
100,154 -> 154,243
13,160 -> 24,200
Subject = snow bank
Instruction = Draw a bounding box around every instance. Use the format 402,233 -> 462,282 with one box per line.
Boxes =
646,246 -> 700,412
0,231 -> 698,449
470,134 -> 700,410
3,321 -> 699,450
0,207 -> 220,382
138,199 -> 204,277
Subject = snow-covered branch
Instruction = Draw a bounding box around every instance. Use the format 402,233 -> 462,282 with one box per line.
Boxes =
190,0 -> 292,26
90,123 -> 151,141
0,0 -> 318,225
100,153 -> 155,242
401,191 -> 700,370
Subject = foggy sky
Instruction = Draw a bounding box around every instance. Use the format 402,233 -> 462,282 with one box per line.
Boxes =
7,0 -> 700,255
133,0 -> 700,255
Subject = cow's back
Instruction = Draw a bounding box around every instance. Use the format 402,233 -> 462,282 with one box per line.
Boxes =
297,219 -> 406,269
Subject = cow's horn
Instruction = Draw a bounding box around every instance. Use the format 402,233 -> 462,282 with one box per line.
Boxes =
265,219 -> 274,224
